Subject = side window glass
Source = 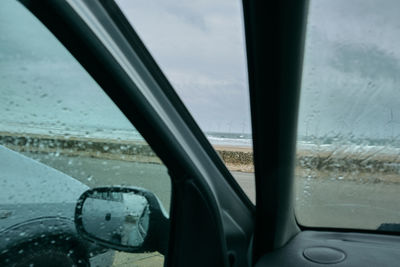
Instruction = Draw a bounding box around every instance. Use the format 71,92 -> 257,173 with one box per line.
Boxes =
115,0 -> 255,203
296,0 -> 400,232
1,1 -> 169,266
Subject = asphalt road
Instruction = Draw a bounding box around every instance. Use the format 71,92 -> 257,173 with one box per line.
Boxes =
237,172 -> 400,230
24,152 -> 256,210
25,152 -> 400,230
23,152 -> 400,266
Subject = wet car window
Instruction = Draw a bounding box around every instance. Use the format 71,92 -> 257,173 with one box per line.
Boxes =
115,0 -> 255,203
296,0 -> 400,231
0,0 -> 169,266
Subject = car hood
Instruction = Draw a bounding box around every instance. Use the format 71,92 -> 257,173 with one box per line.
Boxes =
0,145 -> 89,231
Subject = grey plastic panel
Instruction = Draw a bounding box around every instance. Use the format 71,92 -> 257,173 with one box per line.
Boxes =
256,231 -> 400,267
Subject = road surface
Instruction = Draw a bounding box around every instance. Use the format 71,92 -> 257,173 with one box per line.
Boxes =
24,152 -> 400,229
22,152 -> 400,266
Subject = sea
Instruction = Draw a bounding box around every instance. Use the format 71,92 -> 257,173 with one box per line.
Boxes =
4,121 -> 400,153
206,132 -> 252,147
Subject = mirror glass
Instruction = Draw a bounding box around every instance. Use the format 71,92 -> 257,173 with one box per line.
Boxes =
81,190 -> 150,247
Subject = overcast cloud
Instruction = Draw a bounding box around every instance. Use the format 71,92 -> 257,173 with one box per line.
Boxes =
117,0 -> 400,139
116,0 -> 250,133
3,0 -> 400,140
299,0 -> 400,140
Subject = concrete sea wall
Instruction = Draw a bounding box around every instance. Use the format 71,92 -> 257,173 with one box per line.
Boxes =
2,132 -> 400,183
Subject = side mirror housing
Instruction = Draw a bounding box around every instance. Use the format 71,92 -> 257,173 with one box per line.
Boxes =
74,187 -> 169,255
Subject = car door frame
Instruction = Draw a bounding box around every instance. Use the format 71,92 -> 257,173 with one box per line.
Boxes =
19,0 -> 255,266
242,0 -> 309,262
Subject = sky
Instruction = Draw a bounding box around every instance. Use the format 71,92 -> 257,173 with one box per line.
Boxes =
0,0 -> 138,139
116,0 -> 400,140
299,0 -> 400,140
1,0 -> 250,139
2,0 -> 400,140
115,0 -> 251,134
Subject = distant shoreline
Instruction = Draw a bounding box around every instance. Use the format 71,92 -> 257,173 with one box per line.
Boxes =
2,132 -> 400,183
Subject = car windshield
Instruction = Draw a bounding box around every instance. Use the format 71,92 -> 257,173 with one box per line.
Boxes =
296,0 -> 400,231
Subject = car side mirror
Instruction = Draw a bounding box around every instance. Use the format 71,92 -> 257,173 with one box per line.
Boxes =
74,187 -> 169,255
